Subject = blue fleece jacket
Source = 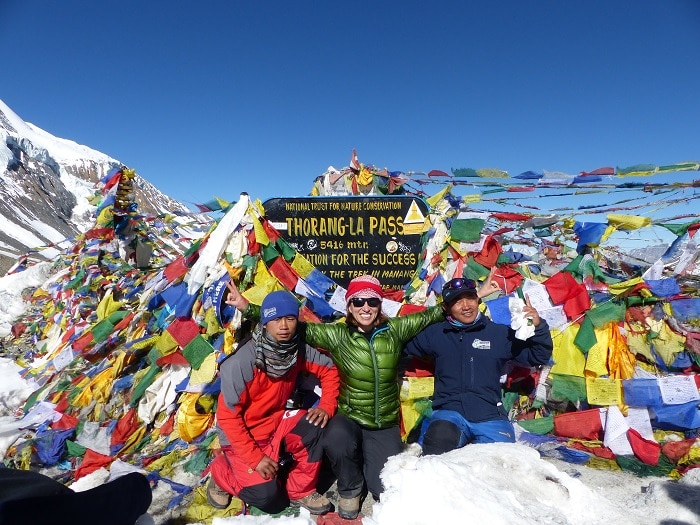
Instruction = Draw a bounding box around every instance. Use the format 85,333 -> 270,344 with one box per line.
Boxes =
404,315 -> 553,423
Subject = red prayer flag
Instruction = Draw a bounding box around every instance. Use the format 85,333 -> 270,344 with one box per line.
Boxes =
164,257 -> 189,282
491,212 -> 531,222
269,257 -> 300,291
53,412 -> 79,430
627,428 -> 661,465
167,318 -> 200,347
262,219 -> 281,243
74,449 -> 113,480
111,408 -> 140,448
299,305 -> 321,324
492,266 -> 523,295
474,236 -> 503,268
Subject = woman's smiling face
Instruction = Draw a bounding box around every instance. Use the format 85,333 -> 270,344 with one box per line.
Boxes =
347,297 -> 381,331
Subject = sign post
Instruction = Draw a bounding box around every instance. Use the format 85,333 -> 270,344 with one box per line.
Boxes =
264,196 -> 429,288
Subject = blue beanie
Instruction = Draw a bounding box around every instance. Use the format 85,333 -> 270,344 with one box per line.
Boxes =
261,291 -> 299,324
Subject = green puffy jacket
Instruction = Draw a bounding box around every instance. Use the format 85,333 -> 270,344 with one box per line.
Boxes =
304,306 -> 444,429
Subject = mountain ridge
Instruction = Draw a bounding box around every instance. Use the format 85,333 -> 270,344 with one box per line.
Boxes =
0,99 -> 196,274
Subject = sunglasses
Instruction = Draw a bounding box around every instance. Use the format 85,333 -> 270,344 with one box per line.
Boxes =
442,278 -> 477,294
350,297 -> 382,308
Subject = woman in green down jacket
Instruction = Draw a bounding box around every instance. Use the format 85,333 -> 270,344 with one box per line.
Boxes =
226,274 -> 443,519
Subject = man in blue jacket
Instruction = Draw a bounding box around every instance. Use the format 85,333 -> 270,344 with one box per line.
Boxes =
404,276 -> 553,455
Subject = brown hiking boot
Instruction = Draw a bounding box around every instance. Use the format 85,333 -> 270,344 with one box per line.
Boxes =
290,491 -> 332,515
338,495 -> 361,519
206,477 -> 232,509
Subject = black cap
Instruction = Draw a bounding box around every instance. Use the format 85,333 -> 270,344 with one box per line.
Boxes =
442,278 -> 478,304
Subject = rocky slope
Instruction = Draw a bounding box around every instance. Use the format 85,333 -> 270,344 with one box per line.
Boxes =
0,99 -> 194,274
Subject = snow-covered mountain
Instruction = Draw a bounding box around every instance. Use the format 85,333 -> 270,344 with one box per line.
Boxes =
0,99 -> 194,274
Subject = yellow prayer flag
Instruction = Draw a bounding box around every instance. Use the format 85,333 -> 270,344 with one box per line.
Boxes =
476,168 -> 508,178
607,277 -> 645,296
600,225 -> 616,243
155,330 -> 179,355
251,214 -> 270,246
607,214 -> 652,231
425,185 -> 452,208
111,351 -> 128,377
585,376 -> 622,406
243,283 -> 280,306
400,399 -> 422,442
551,326 -> 587,377
215,197 -> 231,210
223,326 -> 236,355
400,376 -> 435,401
96,289 -> 124,321
71,384 -> 94,407
32,288 -> 50,298
357,166 -> 374,185
461,194 -> 482,205
291,253 -> 315,278
448,240 -> 467,257
584,326 -> 611,377
118,426 -> 147,456
89,368 -> 115,404
189,352 -> 217,385
177,392 -> 215,443
95,207 -> 113,227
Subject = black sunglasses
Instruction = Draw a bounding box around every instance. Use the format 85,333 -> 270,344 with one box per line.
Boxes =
350,297 -> 382,308
442,278 -> 477,293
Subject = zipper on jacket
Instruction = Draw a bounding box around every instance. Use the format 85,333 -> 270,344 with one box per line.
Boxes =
469,356 -> 474,387
369,326 -> 389,425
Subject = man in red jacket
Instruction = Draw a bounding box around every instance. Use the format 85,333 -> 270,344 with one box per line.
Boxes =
207,290 -> 340,515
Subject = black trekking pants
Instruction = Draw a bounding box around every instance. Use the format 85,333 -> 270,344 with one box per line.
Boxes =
322,413 -> 403,500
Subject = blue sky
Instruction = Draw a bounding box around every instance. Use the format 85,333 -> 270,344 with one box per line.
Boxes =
1,1 -> 699,220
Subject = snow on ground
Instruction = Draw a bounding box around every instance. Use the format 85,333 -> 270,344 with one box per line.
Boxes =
0,262 -> 53,338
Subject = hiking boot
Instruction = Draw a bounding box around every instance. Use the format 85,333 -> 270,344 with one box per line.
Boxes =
338,495 -> 361,519
290,491 -> 332,515
206,477 -> 231,509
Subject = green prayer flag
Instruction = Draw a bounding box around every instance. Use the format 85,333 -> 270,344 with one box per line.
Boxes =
450,218 -> 484,242
656,162 -> 699,173
574,316 -> 597,354
660,222 -> 695,237
66,269 -> 86,290
516,416 -> 554,435
65,440 -> 87,458
276,237 -> 297,262
107,310 -> 129,324
615,454 -> 675,477
261,244 -> 280,265
451,167 -> 479,178
550,374 -> 588,403
91,319 -> 115,343
464,258 -> 490,281
183,335 -> 215,369
586,301 -> 627,328
130,365 -> 162,406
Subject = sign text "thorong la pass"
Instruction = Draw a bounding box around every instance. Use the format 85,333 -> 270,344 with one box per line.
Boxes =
263,196 -> 429,288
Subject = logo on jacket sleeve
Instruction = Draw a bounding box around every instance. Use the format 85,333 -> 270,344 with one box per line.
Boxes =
472,339 -> 491,350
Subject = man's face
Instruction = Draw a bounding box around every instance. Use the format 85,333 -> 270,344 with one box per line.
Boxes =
264,315 -> 298,342
446,294 -> 480,324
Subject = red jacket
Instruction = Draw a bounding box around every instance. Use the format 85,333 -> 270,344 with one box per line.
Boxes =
216,337 -> 340,469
